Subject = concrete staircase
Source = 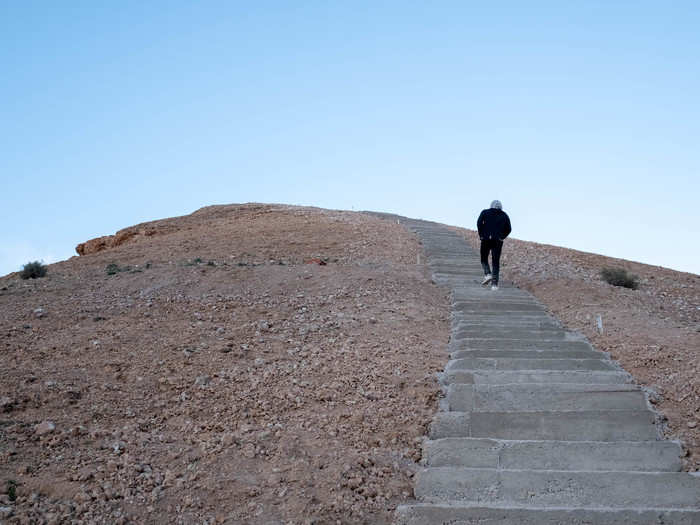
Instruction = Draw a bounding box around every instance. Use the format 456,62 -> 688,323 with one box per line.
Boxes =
388,218 -> 700,525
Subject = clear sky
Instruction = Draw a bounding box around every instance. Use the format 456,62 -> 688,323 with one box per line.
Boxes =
2,1 -> 699,276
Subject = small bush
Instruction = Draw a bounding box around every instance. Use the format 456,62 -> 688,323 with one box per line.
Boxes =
600,267 -> 639,289
105,262 -> 133,275
184,257 -> 204,267
7,479 -> 17,501
20,261 -> 47,279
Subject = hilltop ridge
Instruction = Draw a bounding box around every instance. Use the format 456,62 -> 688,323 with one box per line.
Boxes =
1,203 -> 698,524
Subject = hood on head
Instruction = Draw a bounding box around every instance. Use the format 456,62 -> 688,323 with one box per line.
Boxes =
490,200 -> 502,210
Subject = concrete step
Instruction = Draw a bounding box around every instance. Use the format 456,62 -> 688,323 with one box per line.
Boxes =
453,321 -> 560,330
451,316 -> 557,324
453,323 -> 562,332
430,410 -> 659,440
454,304 -> 548,313
453,331 -> 579,341
452,289 -> 538,296
451,295 -> 541,302
448,339 -> 594,351
453,296 -> 544,303
454,329 -> 573,340
435,278 -> 481,285
446,357 -> 617,371
453,309 -> 551,315
452,288 -> 535,295
454,318 -> 560,327
414,468 -> 700,509
452,334 -> 587,344
444,369 -> 631,385
396,504 -> 700,524
450,349 -> 604,359
446,383 -> 646,412
432,269 -> 493,275
423,437 -> 682,471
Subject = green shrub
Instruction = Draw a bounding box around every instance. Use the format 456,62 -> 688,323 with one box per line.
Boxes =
20,261 -> 47,279
105,262 -> 133,275
600,267 -> 639,289
7,479 -> 17,501
184,257 -> 204,267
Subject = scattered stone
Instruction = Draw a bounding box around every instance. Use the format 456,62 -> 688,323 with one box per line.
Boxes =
688,421 -> 697,429
195,375 -> 211,387
0,396 -> 14,412
33,308 -> 46,318
242,443 -> 256,459
35,421 -> 56,435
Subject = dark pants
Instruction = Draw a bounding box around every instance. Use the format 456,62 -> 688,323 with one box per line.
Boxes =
480,239 -> 503,285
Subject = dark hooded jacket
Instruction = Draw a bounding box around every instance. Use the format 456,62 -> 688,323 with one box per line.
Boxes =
477,208 -> 512,241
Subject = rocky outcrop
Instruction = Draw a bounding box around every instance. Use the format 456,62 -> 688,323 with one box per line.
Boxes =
75,227 -> 157,255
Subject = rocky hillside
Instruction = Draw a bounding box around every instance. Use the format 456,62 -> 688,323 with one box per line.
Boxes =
1,204 -> 698,524
454,227 -> 700,471
0,204 -> 449,524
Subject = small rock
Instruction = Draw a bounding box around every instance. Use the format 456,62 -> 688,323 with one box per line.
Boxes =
257,320 -> 270,331
647,391 -> 661,404
33,308 -> 46,318
254,358 -> 264,367
0,396 -> 14,412
347,476 -> 363,490
688,421 -> 697,429
35,421 -> 55,435
194,375 -> 211,387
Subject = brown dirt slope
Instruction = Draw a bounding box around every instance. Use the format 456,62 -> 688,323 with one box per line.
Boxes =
0,204 -> 449,524
453,227 -> 700,471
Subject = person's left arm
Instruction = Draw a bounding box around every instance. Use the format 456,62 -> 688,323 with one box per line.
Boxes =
502,214 -> 512,239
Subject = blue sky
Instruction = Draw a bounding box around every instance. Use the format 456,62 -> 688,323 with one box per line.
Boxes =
2,1 -> 699,276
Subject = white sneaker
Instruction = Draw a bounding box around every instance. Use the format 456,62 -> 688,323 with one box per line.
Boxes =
481,274 -> 493,285
491,284 -> 499,291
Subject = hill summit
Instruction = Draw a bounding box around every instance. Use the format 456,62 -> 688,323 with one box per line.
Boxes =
1,203 -> 698,523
